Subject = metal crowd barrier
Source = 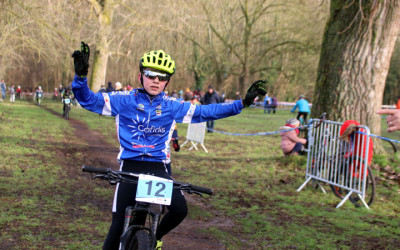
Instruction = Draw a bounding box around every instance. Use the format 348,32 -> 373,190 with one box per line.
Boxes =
297,119 -> 372,209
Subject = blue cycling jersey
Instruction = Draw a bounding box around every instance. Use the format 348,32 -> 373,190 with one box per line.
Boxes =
72,76 -> 243,162
291,99 -> 310,113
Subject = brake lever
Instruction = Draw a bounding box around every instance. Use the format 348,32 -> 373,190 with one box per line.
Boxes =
186,190 -> 203,197
94,173 -> 119,185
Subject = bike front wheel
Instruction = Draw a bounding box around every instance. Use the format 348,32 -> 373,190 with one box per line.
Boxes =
126,230 -> 152,250
329,166 -> 375,207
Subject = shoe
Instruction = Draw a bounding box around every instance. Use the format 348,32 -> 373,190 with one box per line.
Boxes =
156,240 -> 163,249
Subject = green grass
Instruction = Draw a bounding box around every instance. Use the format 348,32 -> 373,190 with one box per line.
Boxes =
0,100 -> 110,249
1,100 -> 400,248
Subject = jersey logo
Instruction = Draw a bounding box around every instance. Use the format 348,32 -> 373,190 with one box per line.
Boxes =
137,103 -> 145,111
127,115 -> 166,142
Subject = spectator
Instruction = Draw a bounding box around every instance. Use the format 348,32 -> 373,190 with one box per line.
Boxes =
192,88 -> 202,99
184,88 -> 193,101
9,85 -> 15,103
58,85 -> 64,100
396,96 -> 400,109
377,109 -> 400,132
53,88 -> 59,100
291,95 -> 310,124
220,92 -> 226,103
171,90 -> 179,98
98,85 -> 106,93
280,118 -> 307,156
201,85 -> 220,133
234,91 -> 241,100
1,80 -> 6,101
106,81 -> 115,92
263,93 -> 271,114
191,96 -> 200,105
115,82 -> 123,91
126,84 -> 133,91
270,94 -> 278,114
16,85 -> 22,99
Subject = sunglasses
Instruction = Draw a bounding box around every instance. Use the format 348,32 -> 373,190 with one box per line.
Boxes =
143,69 -> 170,81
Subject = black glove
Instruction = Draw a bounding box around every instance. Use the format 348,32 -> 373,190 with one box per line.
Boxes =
243,80 -> 267,107
72,41 -> 90,77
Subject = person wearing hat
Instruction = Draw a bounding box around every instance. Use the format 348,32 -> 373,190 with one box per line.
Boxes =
280,118 -> 307,156
200,85 -> 220,133
291,94 -> 310,125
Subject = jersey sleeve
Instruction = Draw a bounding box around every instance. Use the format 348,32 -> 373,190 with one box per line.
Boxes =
172,100 -> 244,123
71,75 -> 121,116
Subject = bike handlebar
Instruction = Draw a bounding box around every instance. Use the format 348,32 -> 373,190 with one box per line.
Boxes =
82,165 -> 110,174
187,183 -> 213,195
82,165 -> 213,195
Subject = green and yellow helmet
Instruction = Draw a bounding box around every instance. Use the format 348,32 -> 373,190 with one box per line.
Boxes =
140,50 -> 175,75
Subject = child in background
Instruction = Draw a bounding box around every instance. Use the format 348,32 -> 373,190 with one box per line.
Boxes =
280,118 -> 307,156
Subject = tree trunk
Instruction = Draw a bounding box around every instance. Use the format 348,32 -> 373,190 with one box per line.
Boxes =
312,0 -> 400,137
90,36 -> 110,92
89,1 -> 114,92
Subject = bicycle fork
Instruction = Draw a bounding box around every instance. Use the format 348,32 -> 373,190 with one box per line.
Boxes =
119,204 -> 161,249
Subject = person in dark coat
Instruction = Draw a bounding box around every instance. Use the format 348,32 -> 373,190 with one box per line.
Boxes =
201,85 -> 220,132
106,81 -> 115,92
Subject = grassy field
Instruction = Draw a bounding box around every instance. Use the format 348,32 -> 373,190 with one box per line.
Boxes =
1,99 -> 400,249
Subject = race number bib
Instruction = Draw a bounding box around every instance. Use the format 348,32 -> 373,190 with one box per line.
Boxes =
136,174 -> 173,205
64,99 -> 71,104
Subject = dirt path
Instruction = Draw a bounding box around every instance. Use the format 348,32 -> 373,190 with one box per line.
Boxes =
46,107 -> 229,249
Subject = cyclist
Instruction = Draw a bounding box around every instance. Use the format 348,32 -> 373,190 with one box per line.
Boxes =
62,87 -> 72,116
291,94 -> 310,124
36,86 -> 43,105
71,42 -> 266,250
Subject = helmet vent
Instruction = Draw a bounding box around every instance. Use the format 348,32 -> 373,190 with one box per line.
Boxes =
163,60 -> 167,66
158,59 -> 162,65
152,57 -> 156,63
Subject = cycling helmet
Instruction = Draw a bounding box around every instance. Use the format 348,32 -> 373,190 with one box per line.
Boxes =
140,50 -> 175,75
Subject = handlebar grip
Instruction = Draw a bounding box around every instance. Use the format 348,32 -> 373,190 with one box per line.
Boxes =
82,165 -> 109,174
189,184 -> 213,195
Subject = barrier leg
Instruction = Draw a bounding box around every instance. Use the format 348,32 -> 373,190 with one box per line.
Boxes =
189,142 -> 198,151
358,193 -> 370,209
200,143 -> 208,153
336,191 -> 353,208
315,181 -> 327,194
180,140 -> 189,148
297,177 -> 313,192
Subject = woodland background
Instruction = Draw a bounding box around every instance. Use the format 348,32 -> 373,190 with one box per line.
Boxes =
0,0 -> 399,102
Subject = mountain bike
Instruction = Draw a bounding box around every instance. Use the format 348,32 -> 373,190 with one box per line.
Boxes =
63,98 -> 71,120
82,165 -> 212,250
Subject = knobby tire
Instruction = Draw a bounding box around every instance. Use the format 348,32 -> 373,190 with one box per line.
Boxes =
126,230 -> 152,250
329,166 -> 375,207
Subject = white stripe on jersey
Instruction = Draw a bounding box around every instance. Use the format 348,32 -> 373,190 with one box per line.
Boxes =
102,93 -> 112,116
182,104 -> 196,123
